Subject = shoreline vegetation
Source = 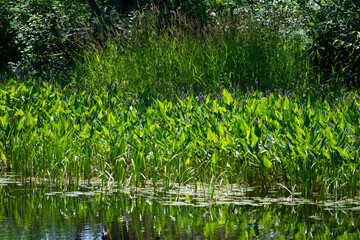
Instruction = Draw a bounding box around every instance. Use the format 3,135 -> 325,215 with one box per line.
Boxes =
0,0 -> 359,199
1,76 -> 359,199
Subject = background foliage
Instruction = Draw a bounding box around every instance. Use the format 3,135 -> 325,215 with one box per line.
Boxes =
305,0 -> 360,84
0,0 -> 359,88
0,0 -> 92,76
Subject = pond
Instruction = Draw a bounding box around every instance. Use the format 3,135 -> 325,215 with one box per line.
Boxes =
1,175 -> 360,239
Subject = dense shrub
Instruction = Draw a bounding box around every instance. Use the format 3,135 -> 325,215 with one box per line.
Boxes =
0,5 -> 21,69
218,0 -> 360,86
305,0 -> 360,84
0,0 -> 93,77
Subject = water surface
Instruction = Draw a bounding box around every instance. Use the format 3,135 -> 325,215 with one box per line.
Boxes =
1,176 -> 360,239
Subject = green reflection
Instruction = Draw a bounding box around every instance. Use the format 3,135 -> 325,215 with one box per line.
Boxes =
1,182 -> 360,239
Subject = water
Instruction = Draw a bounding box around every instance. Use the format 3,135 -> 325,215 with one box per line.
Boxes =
1,176 -> 360,239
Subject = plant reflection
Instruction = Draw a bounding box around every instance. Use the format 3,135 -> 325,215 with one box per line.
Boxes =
1,182 -> 360,239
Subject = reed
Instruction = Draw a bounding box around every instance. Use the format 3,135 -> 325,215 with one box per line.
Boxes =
71,8 -> 310,95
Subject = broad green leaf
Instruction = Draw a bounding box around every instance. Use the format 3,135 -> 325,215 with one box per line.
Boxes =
157,100 -> 165,113
262,156 -> 272,168
73,124 -> 80,131
282,96 -> 289,110
207,128 -> 218,143
150,124 -> 156,133
16,116 -> 25,131
0,149 -> 7,164
212,151 -> 218,164
218,123 -> 224,136
266,131 -> 277,144
250,130 -> 258,146
220,137 -> 228,148
98,111 -> 103,119
222,89 -> 233,105
108,112 -> 116,125
0,116 -> 8,129
15,108 -> 25,117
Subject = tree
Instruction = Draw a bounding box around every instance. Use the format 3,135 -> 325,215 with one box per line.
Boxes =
86,0 -> 142,17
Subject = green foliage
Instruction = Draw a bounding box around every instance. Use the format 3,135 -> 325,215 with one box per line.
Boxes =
304,0 -> 360,83
1,77 -> 359,198
0,0 -> 93,75
1,0 -> 359,89
0,4 -> 20,68
73,9 -> 310,94
0,0 -> 359,200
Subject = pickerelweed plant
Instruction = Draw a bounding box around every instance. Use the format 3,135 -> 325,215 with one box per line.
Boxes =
0,75 -> 359,199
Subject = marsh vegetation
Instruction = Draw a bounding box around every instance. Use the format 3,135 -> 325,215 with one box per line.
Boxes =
0,0 -> 359,238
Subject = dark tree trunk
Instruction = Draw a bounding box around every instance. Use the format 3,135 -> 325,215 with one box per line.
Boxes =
109,0 -> 125,12
86,0 -> 143,18
86,0 -> 103,17
109,0 -> 142,13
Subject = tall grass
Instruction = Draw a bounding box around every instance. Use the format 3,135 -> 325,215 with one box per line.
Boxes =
72,8 -> 311,95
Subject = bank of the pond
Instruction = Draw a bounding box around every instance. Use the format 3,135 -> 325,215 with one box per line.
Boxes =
0,78 -> 360,198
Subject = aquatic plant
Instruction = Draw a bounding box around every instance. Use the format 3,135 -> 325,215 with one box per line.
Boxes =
0,76 -> 359,199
